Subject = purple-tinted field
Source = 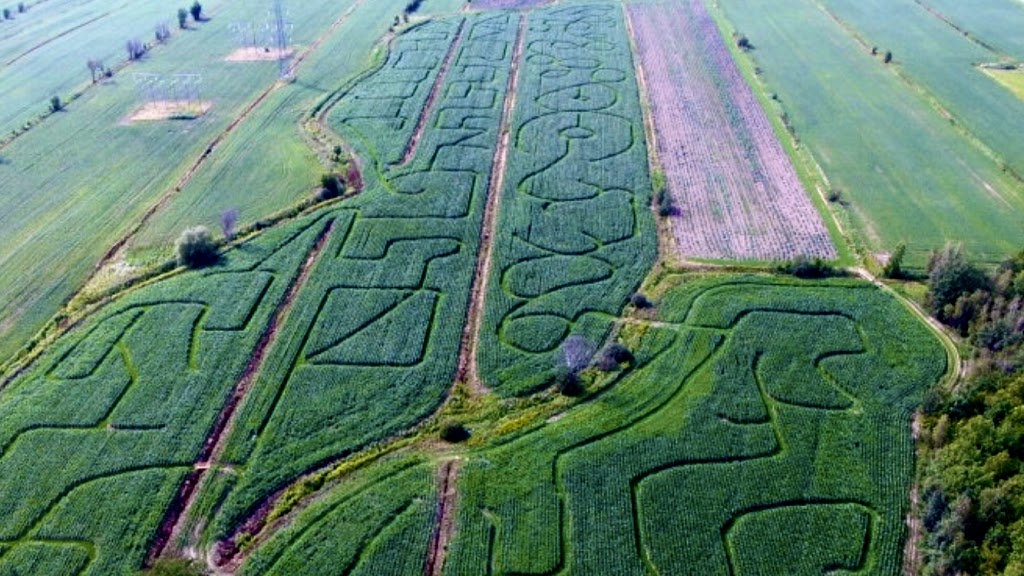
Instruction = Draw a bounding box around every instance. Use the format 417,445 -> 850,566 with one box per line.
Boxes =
629,0 -> 836,261
471,0 -> 550,9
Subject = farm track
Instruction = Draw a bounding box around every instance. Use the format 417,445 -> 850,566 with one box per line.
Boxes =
148,220 -> 336,564
425,459 -> 460,576
397,20 -> 467,167
85,0 -> 368,290
454,12 -> 526,393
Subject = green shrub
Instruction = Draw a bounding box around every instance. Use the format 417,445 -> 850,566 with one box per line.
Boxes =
175,226 -> 218,268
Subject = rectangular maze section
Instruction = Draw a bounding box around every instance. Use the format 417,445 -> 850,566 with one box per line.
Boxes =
629,0 -> 836,261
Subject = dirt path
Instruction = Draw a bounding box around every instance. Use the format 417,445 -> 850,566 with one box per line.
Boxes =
903,412 -> 924,576
454,13 -> 526,394
86,0 -> 367,286
426,459 -> 460,576
147,220 -> 335,564
398,19 -> 467,167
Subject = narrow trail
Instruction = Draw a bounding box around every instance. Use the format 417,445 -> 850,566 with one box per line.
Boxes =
426,459 -> 460,576
148,220 -> 335,564
86,0 -> 367,284
903,412 -> 924,576
454,12 -> 526,394
397,19 -> 467,167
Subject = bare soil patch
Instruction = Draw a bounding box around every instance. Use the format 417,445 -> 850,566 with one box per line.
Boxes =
225,47 -> 295,62
426,459 -> 460,576
127,100 -> 212,123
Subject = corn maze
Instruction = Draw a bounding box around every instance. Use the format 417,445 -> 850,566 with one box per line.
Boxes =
210,11 -> 521,544
478,4 -> 657,395
235,276 -> 944,575
0,215 -> 329,575
629,1 -> 836,261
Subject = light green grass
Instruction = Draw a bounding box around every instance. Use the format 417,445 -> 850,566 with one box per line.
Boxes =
981,67 -> 1024,102
712,0 -> 1024,268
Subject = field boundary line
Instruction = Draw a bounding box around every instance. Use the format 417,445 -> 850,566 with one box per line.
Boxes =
147,219 -> 336,565
454,11 -> 526,393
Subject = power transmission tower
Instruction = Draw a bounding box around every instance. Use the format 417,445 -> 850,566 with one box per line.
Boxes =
270,0 -> 292,79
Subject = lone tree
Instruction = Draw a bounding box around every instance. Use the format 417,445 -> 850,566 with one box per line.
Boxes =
555,335 -> 596,396
220,208 -> 238,241
2,8 -> 11,19
155,22 -> 171,43
49,95 -> 62,113
176,226 -> 218,268
177,8 -> 188,29
17,2 -> 24,12
884,50 -> 893,64
189,1 -> 202,23
883,243 -> 907,279
126,38 -> 145,60
86,59 -> 104,83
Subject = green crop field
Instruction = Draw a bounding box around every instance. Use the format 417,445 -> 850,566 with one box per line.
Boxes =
0,0 -> 1000,573
713,0 -> 1024,267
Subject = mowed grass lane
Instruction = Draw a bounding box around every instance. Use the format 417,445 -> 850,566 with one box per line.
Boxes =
714,0 -> 1024,267
0,0 -> 384,362
913,0 -> 1024,60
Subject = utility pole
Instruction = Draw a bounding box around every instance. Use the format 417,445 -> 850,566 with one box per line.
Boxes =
271,0 -> 291,79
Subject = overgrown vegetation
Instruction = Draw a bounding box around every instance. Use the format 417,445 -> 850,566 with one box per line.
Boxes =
920,244 -> 1024,575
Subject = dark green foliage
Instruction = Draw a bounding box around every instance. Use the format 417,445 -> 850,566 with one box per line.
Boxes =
2,8 -> 10,19
927,244 -> 990,327
190,1 -> 202,22
630,292 -> 653,309
48,95 -> 61,113
177,8 -> 188,29
776,255 -> 838,278
884,50 -> 893,63
883,242 -> 906,279
175,226 -> 219,268
318,173 -> 341,200
440,422 -> 470,443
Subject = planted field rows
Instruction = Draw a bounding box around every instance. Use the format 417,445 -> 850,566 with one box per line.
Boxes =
478,4 -> 657,395
444,276 -> 945,574
232,275 -> 944,574
210,12 -> 520,556
630,1 -> 835,261
0,215 -> 328,575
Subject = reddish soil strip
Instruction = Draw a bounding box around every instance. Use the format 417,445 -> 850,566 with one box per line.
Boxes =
147,220 -> 335,564
628,1 -> 836,261
3,11 -> 111,67
397,19 -> 467,167
426,459 -> 460,576
454,13 -> 526,392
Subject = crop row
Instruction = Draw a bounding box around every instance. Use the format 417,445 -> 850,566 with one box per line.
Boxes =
444,277 -> 943,574
0,213 -> 329,575
630,0 -> 835,261
478,4 -> 657,395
